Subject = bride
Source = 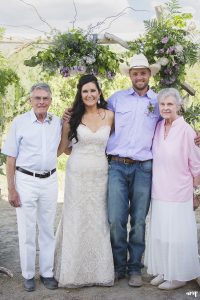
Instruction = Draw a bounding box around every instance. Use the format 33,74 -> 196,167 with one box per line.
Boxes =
54,74 -> 114,287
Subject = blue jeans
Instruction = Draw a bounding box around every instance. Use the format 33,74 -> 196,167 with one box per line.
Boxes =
107,159 -> 152,276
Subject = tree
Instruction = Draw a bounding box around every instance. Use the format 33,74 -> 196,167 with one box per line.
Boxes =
0,28 -> 20,174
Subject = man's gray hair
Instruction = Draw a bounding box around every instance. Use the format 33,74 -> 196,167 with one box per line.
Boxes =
30,82 -> 52,96
157,88 -> 182,105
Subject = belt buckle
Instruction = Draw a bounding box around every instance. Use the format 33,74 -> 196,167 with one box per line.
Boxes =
123,158 -> 128,164
43,171 -> 50,177
39,171 -> 48,178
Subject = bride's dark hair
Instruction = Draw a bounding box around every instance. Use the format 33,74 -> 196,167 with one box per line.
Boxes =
68,74 -> 107,142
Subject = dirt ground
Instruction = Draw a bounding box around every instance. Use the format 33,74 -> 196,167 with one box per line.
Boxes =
1,175 -> 200,300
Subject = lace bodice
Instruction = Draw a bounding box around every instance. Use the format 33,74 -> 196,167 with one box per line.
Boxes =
71,124 -> 111,156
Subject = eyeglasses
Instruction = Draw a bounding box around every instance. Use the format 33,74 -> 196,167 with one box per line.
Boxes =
31,96 -> 51,101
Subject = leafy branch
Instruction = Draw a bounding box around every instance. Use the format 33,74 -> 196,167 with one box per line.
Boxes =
24,29 -> 121,79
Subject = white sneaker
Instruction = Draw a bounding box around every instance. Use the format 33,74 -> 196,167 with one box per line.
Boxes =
158,280 -> 186,290
150,274 -> 164,286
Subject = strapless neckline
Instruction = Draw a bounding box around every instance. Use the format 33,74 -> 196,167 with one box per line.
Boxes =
79,124 -> 111,134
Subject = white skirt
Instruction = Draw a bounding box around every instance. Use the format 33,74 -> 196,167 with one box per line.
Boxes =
144,199 -> 200,281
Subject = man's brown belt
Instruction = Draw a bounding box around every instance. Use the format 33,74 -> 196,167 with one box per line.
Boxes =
110,156 -> 139,164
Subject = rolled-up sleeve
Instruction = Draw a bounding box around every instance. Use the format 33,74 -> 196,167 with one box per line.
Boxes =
107,94 -> 116,112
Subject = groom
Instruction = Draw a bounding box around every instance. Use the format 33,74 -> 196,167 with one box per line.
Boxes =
106,53 -> 160,287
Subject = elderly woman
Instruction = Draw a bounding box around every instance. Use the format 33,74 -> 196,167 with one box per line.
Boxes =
145,88 -> 200,290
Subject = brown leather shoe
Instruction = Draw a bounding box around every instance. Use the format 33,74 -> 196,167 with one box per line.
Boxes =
128,274 -> 143,287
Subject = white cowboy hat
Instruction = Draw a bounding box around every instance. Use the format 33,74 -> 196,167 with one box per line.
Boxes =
120,53 -> 161,76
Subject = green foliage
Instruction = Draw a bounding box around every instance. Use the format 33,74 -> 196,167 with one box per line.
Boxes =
127,0 -> 200,126
182,64 -> 200,130
165,0 -> 181,15
128,0 -> 199,91
0,153 -> 6,175
0,27 -> 22,173
182,103 -> 200,128
0,69 -> 19,96
24,29 -> 121,79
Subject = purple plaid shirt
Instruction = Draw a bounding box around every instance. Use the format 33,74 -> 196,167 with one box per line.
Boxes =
106,87 -> 160,161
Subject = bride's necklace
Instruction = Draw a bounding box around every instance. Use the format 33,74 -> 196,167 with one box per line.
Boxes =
97,108 -> 106,120
82,108 -> 106,124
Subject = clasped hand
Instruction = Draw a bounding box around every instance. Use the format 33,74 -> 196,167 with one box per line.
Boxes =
62,108 -> 72,123
193,194 -> 200,211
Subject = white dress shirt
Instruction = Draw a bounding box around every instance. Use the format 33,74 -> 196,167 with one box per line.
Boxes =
2,109 -> 62,171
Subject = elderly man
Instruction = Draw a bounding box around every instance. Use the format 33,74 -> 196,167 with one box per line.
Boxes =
1,83 -> 62,292
107,54 -> 200,286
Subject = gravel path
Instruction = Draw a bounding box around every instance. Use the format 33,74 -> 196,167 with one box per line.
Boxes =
0,175 -> 200,300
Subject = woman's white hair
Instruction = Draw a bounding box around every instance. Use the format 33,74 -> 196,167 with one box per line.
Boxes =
157,88 -> 182,105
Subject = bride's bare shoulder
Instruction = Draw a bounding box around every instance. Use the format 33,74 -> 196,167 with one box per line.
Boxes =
106,109 -> 114,127
107,109 -> 114,119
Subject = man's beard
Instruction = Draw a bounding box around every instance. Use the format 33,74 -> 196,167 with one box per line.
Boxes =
133,82 -> 149,91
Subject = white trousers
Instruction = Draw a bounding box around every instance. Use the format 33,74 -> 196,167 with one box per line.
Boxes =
15,170 -> 58,279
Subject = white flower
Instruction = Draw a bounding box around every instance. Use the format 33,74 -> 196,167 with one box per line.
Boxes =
187,21 -> 196,31
174,44 -> 183,53
83,55 -> 96,64
150,63 -> 161,75
158,57 -> 169,66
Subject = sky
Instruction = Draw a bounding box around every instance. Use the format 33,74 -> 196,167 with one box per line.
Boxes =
0,0 -> 200,41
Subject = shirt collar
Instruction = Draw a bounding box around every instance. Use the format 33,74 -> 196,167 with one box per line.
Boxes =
162,116 -> 184,128
30,109 -> 49,123
128,87 -> 157,100
171,116 -> 184,127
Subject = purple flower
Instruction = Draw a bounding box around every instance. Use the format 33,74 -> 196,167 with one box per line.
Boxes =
174,64 -> 179,71
161,76 -> 177,86
170,76 -> 176,83
166,46 -> 175,54
164,68 -> 172,75
164,79 -> 171,85
161,37 -> 169,44
90,68 -> 98,76
107,71 -> 115,79
159,49 -> 165,54
77,66 -> 84,71
60,66 -> 70,77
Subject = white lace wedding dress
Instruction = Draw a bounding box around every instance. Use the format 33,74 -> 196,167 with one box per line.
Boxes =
54,124 -> 114,287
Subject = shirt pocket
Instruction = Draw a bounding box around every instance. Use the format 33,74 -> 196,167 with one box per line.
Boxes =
115,108 -> 132,128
